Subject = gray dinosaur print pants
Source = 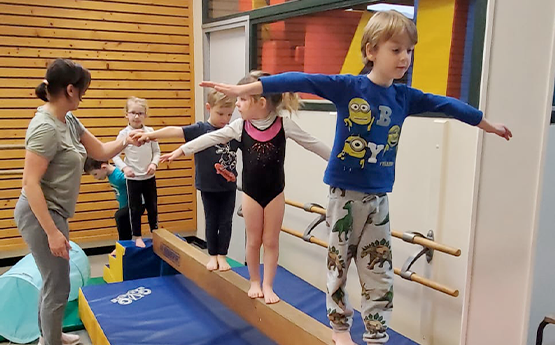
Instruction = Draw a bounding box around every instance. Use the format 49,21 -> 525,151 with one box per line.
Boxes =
326,187 -> 393,344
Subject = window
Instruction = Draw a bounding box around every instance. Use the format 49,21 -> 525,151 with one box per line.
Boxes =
203,0 -> 487,110
253,3 -> 414,100
207,0 -> 298,20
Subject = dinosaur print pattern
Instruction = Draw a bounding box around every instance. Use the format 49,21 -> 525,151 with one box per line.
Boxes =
328,308 -> 350,329
364,313 -> 388,337
327,246 -> 346,278
331,200 -> 354,242
360,239 -> 392,270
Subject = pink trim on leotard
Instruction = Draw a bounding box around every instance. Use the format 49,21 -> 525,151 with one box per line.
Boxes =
244,117 -> 282,142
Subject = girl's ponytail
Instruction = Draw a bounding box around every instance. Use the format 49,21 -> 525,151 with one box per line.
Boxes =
239,70 -> 301,116
277,92 -> 300,116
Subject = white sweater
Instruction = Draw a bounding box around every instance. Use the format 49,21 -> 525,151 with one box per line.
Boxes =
180,114 -> 331,161
113,125 -> 160,181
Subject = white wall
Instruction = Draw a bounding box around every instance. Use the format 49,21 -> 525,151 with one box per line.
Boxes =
528,125 -> 555,345
278,111 -> 479,345
463,0 -> 555,344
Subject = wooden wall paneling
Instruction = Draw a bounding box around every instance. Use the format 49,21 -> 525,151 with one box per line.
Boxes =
0,0 -> 196,254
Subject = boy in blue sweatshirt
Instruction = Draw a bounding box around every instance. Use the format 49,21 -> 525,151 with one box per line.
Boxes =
200,10 -> 511,344
84,158 -> 144,255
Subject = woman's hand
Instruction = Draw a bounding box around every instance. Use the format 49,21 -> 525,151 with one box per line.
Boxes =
126,130 -> 143,146
48,230 -> 71,260
132,131 -> 154,145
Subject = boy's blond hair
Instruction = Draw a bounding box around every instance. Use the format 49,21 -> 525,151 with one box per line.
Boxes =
361,10 -> 418,67
125,96 -> 149,115
207,89 -> 236,108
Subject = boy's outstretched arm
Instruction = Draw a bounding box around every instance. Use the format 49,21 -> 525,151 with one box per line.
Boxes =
201,73 -> 349,104
200,81 -> 262,97
477,118 -> 512,141
407,88 -> 512,141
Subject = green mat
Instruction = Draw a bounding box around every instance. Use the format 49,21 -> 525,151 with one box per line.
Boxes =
62,277 -> 106,332
0,277 -> 105,342
227,257 -> 244,268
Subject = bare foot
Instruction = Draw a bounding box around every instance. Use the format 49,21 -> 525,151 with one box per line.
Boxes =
135,237 -> 146,248
217,255 -> 231,272
332,331 -> 356,345
262,285 -> 280,304
206,256 -> 218,271
248,281 -> 264,299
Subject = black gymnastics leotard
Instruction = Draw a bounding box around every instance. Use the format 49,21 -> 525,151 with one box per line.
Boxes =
240,116 -> 286,208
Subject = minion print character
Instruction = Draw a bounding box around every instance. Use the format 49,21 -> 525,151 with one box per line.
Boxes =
345,98 -> 374,131
337,135 -> 367,168
384,125 -> 400,152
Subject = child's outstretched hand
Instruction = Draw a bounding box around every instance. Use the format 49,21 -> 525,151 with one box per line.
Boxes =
199,81 -> 262,97
478,119 -> 512,141
487,123 -> 512,141
125,132 -> 141,147
160,148 -> 183,164
132,131 -> 154,145
199,81 -> 243,96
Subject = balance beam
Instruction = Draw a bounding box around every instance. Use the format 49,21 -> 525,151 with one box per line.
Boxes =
152,228 -> 333,345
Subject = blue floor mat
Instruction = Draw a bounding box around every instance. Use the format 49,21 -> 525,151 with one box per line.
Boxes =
234,266 -> 418,345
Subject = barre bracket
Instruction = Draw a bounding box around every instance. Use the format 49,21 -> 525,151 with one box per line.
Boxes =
400,230 -> 434,281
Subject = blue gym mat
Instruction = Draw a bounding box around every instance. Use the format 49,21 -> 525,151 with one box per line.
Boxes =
81,266 -> 418,345
234,266 -> 417,345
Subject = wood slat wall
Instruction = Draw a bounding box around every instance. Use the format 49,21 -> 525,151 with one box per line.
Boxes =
0,0 -> 196,253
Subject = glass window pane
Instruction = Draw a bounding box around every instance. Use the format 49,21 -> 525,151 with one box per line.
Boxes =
254,3 -> 415,100
208,0 -> 298,20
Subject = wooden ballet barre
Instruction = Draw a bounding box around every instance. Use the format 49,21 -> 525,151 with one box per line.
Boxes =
0,169 -> 24,176
152,228 -> 333,345
280,224 -> 459,297
281,226 -> 328,248
285,199 -> 462,257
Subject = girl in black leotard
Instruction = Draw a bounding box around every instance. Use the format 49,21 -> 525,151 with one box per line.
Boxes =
161,71 -> 330,304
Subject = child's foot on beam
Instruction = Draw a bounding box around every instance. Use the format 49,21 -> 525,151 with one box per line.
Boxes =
262,284 -> 280,304
248,281 -> 264,299
206,255 -> 219,271
217,255 -> 231,272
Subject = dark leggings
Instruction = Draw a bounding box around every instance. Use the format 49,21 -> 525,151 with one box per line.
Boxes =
114,205 -> 144,241
126,177 -> 158,237
200,190 -> 236,256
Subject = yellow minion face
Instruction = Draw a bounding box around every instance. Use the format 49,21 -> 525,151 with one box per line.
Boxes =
337,135 -> 368,168
345,98 -> 374,130
387,125 -> 401,148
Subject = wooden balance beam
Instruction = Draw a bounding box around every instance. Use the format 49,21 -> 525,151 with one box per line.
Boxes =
152,228 -> 333,345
